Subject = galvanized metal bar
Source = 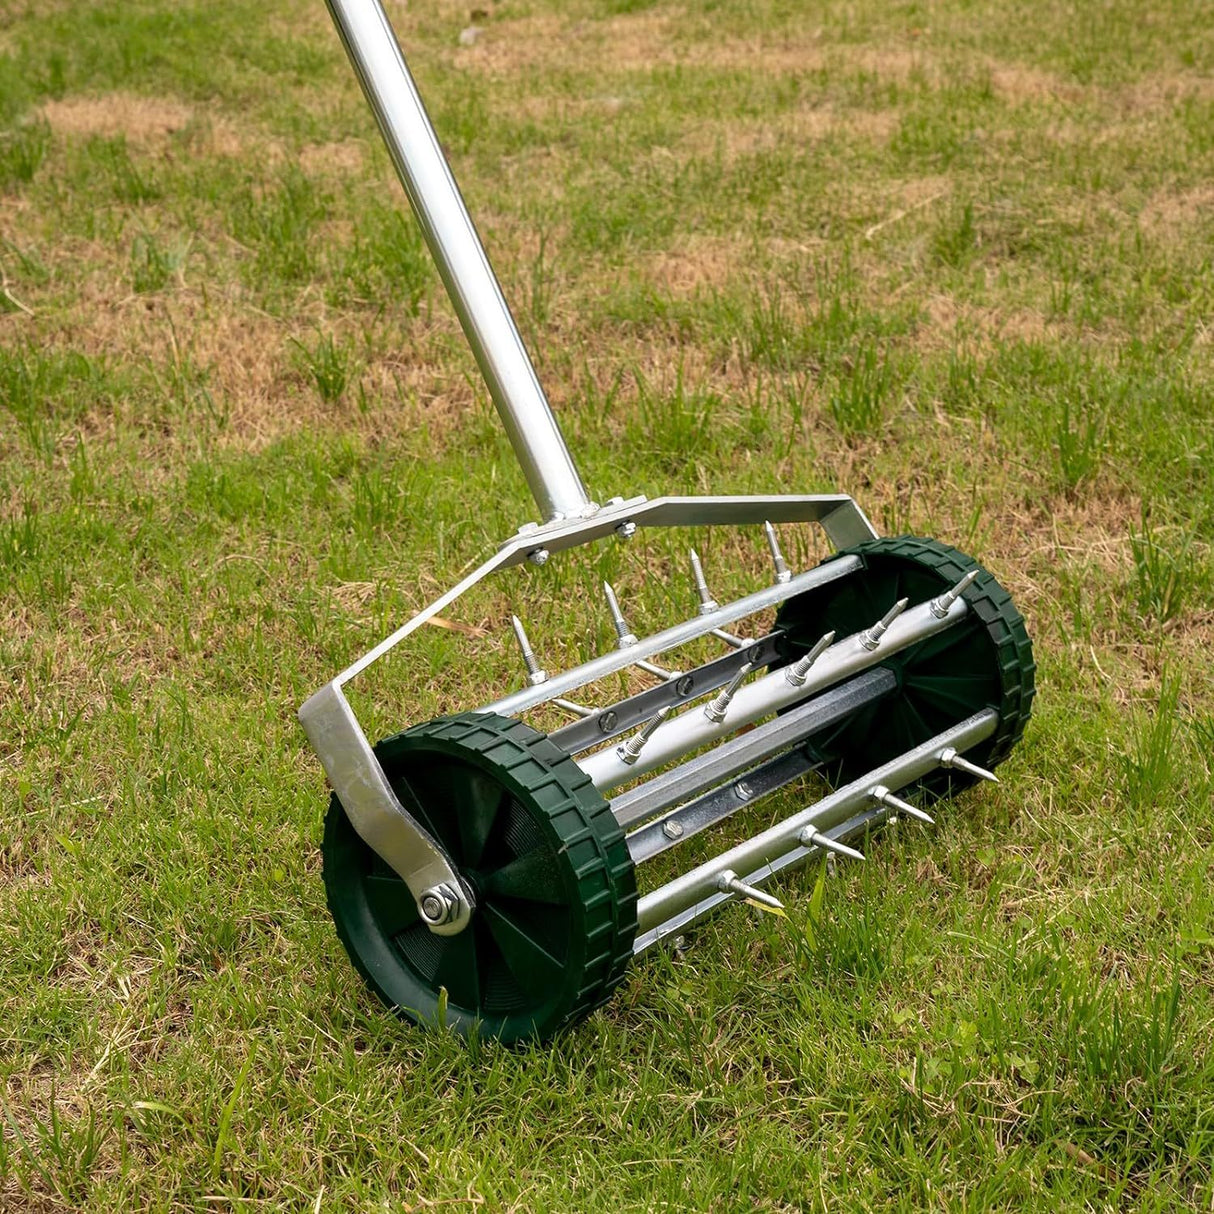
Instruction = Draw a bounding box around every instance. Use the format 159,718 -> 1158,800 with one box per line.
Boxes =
324,0 -> 591,522
633,709 -> 998,936
481,556 -> 864,717
580,595 -> 971,791
625,747 -> 817,863
548,632 -> 785,754
632,804 -> 889,954
613,667 -> 897,829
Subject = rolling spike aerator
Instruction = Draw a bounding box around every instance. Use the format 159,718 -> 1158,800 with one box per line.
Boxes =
299,0 -> 1036,1043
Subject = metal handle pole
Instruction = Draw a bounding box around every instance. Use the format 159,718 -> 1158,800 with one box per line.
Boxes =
325,0 -> 593,522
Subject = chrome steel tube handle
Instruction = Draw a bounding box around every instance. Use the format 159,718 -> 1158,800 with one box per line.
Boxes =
325,0 -> 593,521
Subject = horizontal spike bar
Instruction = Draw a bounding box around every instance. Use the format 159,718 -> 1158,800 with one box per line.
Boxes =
785,630 -> 836,688
764,521 -> 792,584
510,614 -> 548,686
716,869 -> 784,911
938,746 -> 999,783
689,549 -> 718,615
860,597 -> 910,650
930,569 -> 980,619
869,784 -> 934,824
633,709 -> 997,941
483,555 -> 864,719
798,825 -> 865,862
580,595 -> 972,792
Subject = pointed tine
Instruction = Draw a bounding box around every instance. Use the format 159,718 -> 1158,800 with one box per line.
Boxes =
689,549 -> 718,615
552,698 -> 594,719
603,581 -> 638,647
704,661 -> 755,723
860,597 -> 910,650
799,825 -> 865,862
617,706 -> 673,765
785,630 -> 837,687
510,614 -> 548,685
870,784 -> 935,825
929,569 -> 981,619
764,521 -> 792,584
716,869 -> 784,911
939,746 -> 999,784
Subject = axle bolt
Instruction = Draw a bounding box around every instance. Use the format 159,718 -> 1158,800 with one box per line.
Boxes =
418,883 -> 461,926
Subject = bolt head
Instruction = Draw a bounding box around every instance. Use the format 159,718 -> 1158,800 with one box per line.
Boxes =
734,781 -> 753,801
527,547 -> 550,566
598,710 -> 618,733
662,820 -> 684,840
615,520 -> 637,540
675,675 -> 695,697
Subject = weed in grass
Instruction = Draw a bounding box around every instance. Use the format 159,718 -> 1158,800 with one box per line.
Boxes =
87,134 -> 160,204
1121,673 -> 1182,815
0,116 -> 51,189
291,332 -> 353,404
231,165 -> 328,289
932,199 -> 978,268
332,201 -> 430,313
129,231 -> 187,293
829,347 -> 894,437
1053,397 -> 1107,494
1129,510 -> 1205,624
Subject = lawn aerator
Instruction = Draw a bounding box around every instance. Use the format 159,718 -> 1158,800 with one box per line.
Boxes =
299,0 -> 1036,1043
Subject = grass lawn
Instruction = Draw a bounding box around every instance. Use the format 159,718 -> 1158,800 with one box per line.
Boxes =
2,0 -> 1213,1207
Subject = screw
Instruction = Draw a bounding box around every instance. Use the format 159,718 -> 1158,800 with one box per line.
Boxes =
662,820 -> 684,840
598,709 -> 618,733
615,520 -> 637,539
527,547 -> 550,566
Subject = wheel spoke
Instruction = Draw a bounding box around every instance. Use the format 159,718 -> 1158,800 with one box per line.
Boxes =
481,848 -> 567,905
363,874 -> 420,938
483,902 -> 564,992
393,772 -> 450,850
905,671 -> 996,717
446,765 -> 507,869
432,927 -> 481,1011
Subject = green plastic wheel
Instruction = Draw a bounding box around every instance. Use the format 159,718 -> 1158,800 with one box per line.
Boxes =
322,712 -> 637,1044
774,536 -> 1035,799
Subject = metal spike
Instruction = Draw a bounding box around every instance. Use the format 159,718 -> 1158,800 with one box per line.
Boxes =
510,615 -> 548,686
716,868 -> 784,911
859,597 -> 910,650
689,549 -> 718,615
553,698 -> 594,719
938,746 -> 999,783
617,706 -> 673,765
929,569 -> 980,619
785,631 -> 837,687
870,784 -> 935,825
764,521 -> 792,584
711,628 -> 748,649
798,824 -> 865,861
704,662 -> 755,724
634,658 -> 681,680
603,581 -> 638,648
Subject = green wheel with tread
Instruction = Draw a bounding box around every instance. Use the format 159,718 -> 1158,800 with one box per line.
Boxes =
322,712 -> 637,1044
774,536 -> 1035,799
